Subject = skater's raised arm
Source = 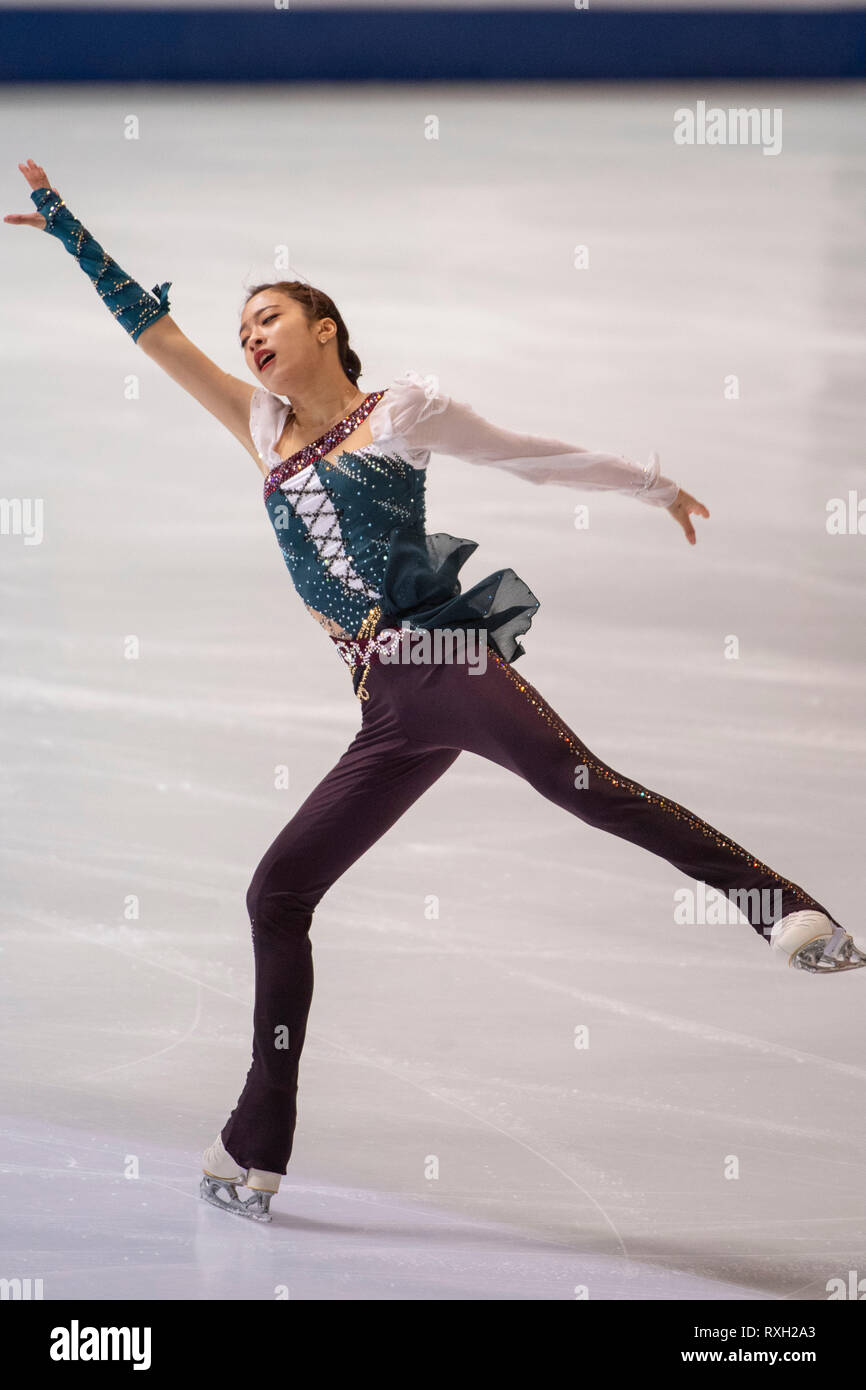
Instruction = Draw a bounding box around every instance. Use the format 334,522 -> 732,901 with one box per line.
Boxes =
370,370 -> 710,545
135,317 -> 259,469
4,159 -> 261,471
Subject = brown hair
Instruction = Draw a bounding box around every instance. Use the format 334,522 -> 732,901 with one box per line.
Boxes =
243,280 -> 362,386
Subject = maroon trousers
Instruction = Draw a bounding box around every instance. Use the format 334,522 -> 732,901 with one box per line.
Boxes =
220,646 -> 840,1174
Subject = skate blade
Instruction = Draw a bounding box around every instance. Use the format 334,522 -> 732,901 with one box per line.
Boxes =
792,934 -> 866,974
199,1175 -> 273,1222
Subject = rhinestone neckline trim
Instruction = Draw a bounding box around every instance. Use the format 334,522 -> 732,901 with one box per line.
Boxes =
263,390 -> 387,500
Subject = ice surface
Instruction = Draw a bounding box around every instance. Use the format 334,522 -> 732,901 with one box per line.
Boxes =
0,81 -> 864,1300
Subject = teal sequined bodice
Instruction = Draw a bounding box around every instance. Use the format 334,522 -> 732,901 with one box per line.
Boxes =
263,433 -> 427,638
261,388 -> 539,662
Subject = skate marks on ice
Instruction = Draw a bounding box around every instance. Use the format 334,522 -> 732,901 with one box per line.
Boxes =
0,670 -> 354,748
7,898 -> 866,1298
485,961 -> 866,1083
304,1023 -> 866,1300
0,1120 -> 772,1301
3,900 -> 645,1282
0,903 -> 814,1297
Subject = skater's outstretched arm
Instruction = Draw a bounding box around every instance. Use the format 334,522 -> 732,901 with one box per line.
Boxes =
371,370 -> 710,545
4,159 -> 262,472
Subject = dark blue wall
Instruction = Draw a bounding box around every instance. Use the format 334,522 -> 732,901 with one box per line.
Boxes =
1,7 -> 865,82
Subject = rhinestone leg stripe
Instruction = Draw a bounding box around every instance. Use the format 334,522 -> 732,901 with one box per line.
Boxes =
487,649 -> 828,917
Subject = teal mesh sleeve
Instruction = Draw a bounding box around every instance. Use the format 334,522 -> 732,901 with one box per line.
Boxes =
30,185 -> 172,343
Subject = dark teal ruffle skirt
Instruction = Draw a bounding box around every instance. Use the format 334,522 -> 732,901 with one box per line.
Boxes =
376,526 -> 540,666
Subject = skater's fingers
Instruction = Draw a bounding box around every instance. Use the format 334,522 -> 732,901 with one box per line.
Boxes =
669,491 -> 709,542
3,211 -> 46,229
672,504 -> 696,545
18,158 -> 52,191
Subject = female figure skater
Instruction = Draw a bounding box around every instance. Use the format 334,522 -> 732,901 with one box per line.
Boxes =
8,159 -> 863,1225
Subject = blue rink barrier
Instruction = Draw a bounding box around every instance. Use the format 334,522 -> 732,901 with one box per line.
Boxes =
0,7 -> 865,82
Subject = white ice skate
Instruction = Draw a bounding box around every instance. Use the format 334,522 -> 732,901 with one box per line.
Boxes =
199,1135 -> 281,1222
769,911 -> 866,974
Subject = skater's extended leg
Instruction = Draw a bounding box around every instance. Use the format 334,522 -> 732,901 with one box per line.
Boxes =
220,716 -> 459,1176
381,651 -> 843,941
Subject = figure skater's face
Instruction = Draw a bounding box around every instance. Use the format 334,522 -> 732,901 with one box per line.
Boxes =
239,290 -> 334,393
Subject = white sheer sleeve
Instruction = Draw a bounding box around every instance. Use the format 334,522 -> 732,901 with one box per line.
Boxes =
368,370 -> 451,467
369,370 -> 680,507
249,386 -> 290,466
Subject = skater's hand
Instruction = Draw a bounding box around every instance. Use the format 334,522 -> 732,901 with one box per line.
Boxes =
666,488 -> 709,545
3,159 -> 57,230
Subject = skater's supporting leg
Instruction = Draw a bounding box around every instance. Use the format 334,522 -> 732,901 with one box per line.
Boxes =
220,717 -> 459,1175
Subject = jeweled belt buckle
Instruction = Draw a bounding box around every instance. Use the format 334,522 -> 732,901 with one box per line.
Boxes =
371,627 -> 402,661
333,639 -> 365,669
334,627 -> 402,670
